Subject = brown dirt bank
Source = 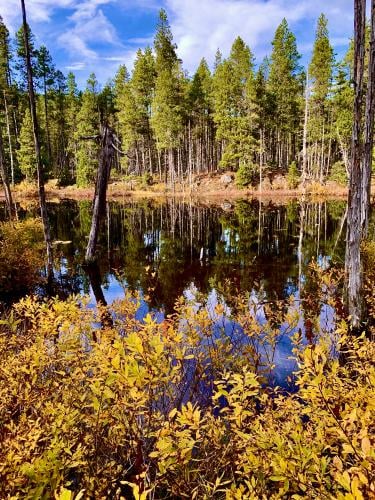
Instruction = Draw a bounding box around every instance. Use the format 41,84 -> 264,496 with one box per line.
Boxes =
1,173 -> 356,205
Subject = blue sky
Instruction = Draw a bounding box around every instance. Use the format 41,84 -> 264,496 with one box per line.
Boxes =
0,0 -> 354,88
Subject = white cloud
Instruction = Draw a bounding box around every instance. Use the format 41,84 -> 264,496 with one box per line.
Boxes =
0,0 -> 77,32
58,5 -> 120,59
0,0 -> 357,87
164,0 -> 354,72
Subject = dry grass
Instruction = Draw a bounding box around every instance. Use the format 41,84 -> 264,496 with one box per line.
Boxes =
1,173 -> 367,204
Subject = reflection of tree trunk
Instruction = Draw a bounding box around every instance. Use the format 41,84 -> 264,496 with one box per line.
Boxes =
85,125 -> 115,262
83,261 -> 113,331
259,128 -> 264,194
317,202 -> 321,259
21,0 -> 53,283
298,199 -> 305,292
333,205 -> 348,255
257,198 -> 262,255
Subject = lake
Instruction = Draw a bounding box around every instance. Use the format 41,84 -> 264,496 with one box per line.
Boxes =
2,197 -> 365,387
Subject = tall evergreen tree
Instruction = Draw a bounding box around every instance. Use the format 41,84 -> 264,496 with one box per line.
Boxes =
75,73 -> 100,187
151,9 -> 184,182
113,64 -> 129,172
187,58 -> 214,174
268,19 -> 302,169
18,106 -> 36,179
15,23 -> 37,89
49,69 -> 68,183
0,15 -> 11,88
36,45 -> 55,165
0,15 -> 17,185
308,14 -> 334,180
116,49 -> 156,174
309,14 -> 334,105
212,37 -> 257,172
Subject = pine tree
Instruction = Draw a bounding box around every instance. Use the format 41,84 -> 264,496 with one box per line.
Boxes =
187,58 -> 213,173
15,23 -> 37,89
308,14 -> 334,180
309,14 -> 334,105
214,49 -> 222,71
212,37 -> 257,171
268,19 -> 302,170
116,49 -> 156,174
151,9 -> 184,182
254,59 -> 273,181
36,45 -> 56,165
0,15 -> 11,89
154,9 -> 178,73
113,65 -> 130,172
18,106 -> 36,180
0,15 -> 17,185
49,69 -> 68,183
75,73 -> 100,187
64,72 -> 80,181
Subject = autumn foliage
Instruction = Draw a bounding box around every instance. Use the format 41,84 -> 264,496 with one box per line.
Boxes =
0,269 -> 374,499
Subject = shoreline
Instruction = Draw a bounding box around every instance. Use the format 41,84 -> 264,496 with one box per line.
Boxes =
1,183 -> 351,204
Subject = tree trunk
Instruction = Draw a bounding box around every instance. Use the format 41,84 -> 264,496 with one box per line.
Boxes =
3,91 -> 15,186
20,0 -> 53,281
0,125 -> 15,219
361,0 -> 375,235
43,76 -> 52,166
346,0 -> 366,330
85,125 -> 115,262
302,70 -> 309,189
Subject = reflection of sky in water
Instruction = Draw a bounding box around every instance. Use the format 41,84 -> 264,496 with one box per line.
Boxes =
6,198 -> 353,389
87,261 -> 337,389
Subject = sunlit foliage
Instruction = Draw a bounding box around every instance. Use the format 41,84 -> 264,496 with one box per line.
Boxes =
0,270 -> 373,498
0,219 -> 44,298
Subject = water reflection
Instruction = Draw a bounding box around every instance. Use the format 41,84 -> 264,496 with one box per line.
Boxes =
42,198 -> 349,310
9,197 -> 365,387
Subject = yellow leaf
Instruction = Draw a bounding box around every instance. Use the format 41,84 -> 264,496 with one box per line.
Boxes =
55,488 -> 73,500
111,353 -> 120,369
361,436 -> 371,456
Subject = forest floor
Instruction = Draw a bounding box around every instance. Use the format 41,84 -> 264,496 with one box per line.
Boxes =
1,172 -> 355,204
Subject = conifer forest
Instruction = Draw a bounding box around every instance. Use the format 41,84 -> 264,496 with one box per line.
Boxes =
0,9 -> 362,187
0,1 -> 374,499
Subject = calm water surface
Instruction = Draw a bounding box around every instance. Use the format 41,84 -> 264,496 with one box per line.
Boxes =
5,197 -> 367,386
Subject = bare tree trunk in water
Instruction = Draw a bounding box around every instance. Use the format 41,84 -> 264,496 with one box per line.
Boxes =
85,124 -> 115,262
0,126 -> 15,219
361,0 -> 375,234
346,0 -> 366,330
20,0 -> 53,282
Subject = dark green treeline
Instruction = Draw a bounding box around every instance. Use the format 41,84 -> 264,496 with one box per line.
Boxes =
0,10 -> 361,188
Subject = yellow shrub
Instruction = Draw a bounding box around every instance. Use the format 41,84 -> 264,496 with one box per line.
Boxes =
0,282 -> 373,498
0,219 -> 45,298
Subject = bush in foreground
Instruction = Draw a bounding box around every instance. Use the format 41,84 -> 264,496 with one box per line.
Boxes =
0,219 -> 45,299
0,270 -> 374,499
